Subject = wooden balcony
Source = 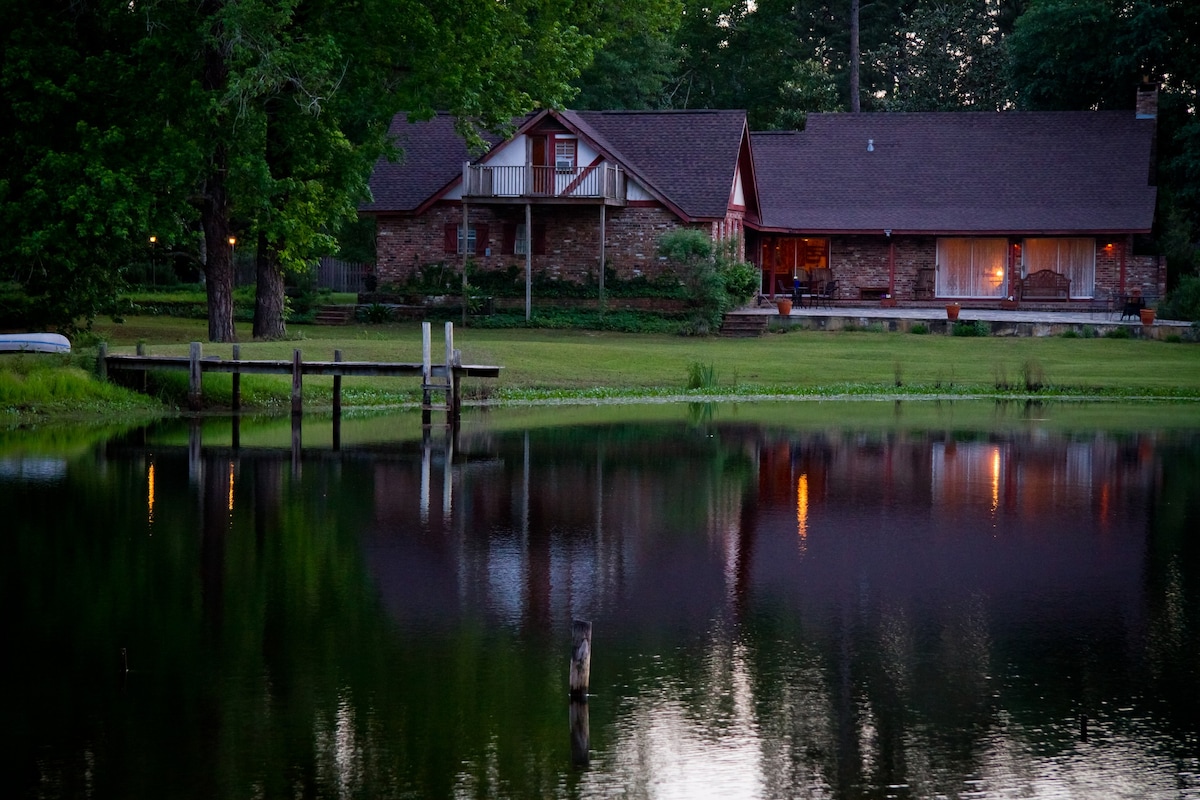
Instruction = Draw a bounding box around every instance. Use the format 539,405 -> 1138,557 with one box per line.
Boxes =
463,163 -> 626,205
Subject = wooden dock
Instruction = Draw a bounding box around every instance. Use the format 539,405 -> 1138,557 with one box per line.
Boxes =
100,322 -> 499,422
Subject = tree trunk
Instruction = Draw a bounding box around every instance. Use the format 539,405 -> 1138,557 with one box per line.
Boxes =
200,0 -> 235,343
254,98 -> 289,339
850,0 -> 861,113
253,231 -> 288,339
201,156 -> 236,343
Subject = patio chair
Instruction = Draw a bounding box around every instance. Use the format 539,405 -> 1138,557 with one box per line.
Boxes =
1088,288 -> 1115,318
812,279 -> 838,309
914,268 -> 935,300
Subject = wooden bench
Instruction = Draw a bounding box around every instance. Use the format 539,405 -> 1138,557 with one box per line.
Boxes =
1013,269 -> 1071,301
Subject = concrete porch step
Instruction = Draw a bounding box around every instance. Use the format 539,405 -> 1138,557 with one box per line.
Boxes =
314,305 -> 356,325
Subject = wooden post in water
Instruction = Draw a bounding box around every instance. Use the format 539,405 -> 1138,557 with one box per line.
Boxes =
231,344 -> 241,411
291,349 -> 303,416
135,342 -> 147,393
421,322 -> 433,426
188,342 -> 202,410
569,620 -> 592,700
444,322 -> 457,424
332,349 -> 343,451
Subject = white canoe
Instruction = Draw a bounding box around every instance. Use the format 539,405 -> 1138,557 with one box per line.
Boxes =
0,333 -> 72,354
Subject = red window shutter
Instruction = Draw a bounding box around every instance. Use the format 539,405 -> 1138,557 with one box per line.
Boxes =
474,223 -> 489,256
502,224 -> 516,255
444,223 -> 457,253
533,224 -> 547,255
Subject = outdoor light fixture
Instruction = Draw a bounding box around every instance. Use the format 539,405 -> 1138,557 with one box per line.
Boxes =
149,235 -> 157,244
228,236 -> 237,246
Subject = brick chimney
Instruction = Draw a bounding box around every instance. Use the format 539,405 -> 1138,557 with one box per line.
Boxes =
1136,83 -> 1158,119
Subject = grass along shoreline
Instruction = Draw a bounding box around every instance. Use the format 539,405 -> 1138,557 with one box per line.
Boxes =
3,315 -> 1200,421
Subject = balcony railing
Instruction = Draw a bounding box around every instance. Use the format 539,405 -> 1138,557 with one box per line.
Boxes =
463,163 -> 626,202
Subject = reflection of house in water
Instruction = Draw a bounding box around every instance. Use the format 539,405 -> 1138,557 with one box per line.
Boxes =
363,424 -> 1161,641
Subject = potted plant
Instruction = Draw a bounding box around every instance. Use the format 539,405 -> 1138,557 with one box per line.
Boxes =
1139,306 -> 1156,326
946,302 -> 961,321
880,293 -> 897,308
1000,295 -> 1019,310
776,296 -> 793,316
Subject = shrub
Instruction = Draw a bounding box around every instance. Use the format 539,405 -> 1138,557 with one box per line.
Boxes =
952,320 -> 990,337
658,230 -> 757,334
1104,326 -> 1132,339
1021,358 -> 1046,391
910,323 -> 929,335
1158,274 -> 1200,321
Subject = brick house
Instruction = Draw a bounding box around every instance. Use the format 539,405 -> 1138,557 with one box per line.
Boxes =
362,89 -> 1162,306
362,108 -> 756,290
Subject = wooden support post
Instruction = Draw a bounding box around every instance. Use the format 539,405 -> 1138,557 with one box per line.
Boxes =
525,202 -> 532,321
569,620 -> 592,700
444,322 -> 456,424
599,205 -> 606,313
332,349 -> 343,416
291,349 -> 303,416
135,342 -> 146,393
332,350 -> 343,452
421,321 -> 432,426
188,342 -> 202,411
231,344 -> 241,412
97,341 -> 108,381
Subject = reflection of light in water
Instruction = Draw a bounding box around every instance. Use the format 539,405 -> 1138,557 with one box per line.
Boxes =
796,473 -> 809,554
991,447 -> 1001,516
147,462 -> 156,527
586,638 -> 774,800
314,691 -> 362,797
227,461 -> 235,514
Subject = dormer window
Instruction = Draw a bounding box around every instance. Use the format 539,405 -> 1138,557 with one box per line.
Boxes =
555,139 -> 576,172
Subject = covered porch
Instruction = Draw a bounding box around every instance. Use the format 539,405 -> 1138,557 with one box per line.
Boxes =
722,299 -> 1186,339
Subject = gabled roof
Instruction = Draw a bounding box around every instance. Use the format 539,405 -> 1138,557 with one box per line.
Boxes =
360,113 -> 512,214
361,109 -> 752,221
752,111 -> 1157,234
566,109 -> 750,220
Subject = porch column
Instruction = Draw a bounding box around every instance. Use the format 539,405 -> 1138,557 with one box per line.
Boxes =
887,234 -> 895,298
525,202 -> 532,321
1119,238 -> 1127,295
599,205 -> 606,309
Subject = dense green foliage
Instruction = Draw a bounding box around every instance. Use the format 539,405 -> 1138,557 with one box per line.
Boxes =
1,0 -> 596,340
657,229 -> 758,334
3,0 -> 1198,338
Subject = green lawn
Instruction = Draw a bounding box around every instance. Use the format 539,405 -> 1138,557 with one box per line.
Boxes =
87,316 -> 1200,401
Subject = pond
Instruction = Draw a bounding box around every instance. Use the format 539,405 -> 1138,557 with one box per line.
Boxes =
3,400 -> 1199,799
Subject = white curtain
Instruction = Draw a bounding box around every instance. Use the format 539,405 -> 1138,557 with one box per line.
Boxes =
937,238 -> 1008,298
1023,238 -> 1095,297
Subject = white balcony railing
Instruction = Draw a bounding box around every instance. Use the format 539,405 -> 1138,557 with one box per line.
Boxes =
463,163 -> 626,201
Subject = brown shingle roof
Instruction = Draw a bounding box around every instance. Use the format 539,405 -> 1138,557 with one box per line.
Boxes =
567,109 -> 748,219
360,113 -> 509,214
752,111 -> 1157,234
361,109 -> 749,220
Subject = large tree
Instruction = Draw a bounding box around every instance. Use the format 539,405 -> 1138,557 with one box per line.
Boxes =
872,0 -> 1011,111
1,0 -> 597,340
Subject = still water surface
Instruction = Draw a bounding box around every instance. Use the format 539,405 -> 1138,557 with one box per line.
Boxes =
3,401 -> 1199,799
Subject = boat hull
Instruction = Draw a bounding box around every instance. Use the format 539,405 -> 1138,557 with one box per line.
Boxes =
0,333 -> 72,354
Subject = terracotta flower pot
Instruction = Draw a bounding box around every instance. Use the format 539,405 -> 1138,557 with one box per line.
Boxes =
777,298 -> 793,316
880,297 -> 898,308
946,304 -> 961,321
1139,307 -> 1156,326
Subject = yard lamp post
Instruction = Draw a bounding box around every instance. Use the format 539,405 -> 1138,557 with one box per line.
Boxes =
149,235 -> 157,285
